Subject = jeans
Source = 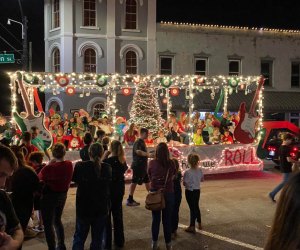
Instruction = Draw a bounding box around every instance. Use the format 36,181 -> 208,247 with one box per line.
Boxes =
151,192 -> 174,244
41,192 -> 67,250
180,132 -> 189,145
72,215 -> 107,250
104,194 -> 125,249
185,189 -> 201,226
270,172 -> 291,198
171,191 -> 182,233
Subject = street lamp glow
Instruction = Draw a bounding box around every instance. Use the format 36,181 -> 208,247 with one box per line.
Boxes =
7,18 -> 24,39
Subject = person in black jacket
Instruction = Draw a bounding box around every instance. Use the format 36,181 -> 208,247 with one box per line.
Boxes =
269,133 -> 296,202
9,146 -> 40,233
72,143 -> 112,250
104,140 -> 128,249
79,132 -> 93,161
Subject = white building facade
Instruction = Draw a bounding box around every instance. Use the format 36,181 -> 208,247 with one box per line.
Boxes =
44,0 -> 300,125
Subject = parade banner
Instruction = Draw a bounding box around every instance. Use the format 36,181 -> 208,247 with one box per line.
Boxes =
65,143 -> 263,175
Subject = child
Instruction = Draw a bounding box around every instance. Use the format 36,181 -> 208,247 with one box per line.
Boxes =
210,127 -> 221,144
183,153 -> 204,233
193,128 -> 204,146
28,151 -> 46,233
171,158 -> 182,239
221,130 -> 234,144
155,130 -> 167,144
67,128 -> 83,150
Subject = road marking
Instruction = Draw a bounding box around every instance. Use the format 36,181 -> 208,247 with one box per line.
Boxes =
178,223 -> 263,250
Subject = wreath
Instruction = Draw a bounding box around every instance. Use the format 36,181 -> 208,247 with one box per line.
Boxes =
96,75 -> 108,87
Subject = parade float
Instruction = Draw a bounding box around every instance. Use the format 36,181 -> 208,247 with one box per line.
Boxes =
8,71 -> 265,175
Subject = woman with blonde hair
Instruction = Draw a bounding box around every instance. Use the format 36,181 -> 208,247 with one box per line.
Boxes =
124,123 -> 138,146
104,140 -> 128,249
265,172 -> 300,250
72,143 -> 111,249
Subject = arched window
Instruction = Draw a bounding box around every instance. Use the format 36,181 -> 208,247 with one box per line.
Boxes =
84,48 -> 96,73
52,48 -> 60,73
125,0 -> 137,29
83,0 -> 96,26
52,0 -> 60,28
125,50 -> 137,74
93,103 -> 105,118
49,101 -> 61,112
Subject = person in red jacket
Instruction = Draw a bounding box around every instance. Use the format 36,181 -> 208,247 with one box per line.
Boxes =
221,130 -> 234,144
38,143 -> 73,250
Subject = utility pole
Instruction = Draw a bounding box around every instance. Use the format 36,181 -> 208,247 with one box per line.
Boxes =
18,0 -> 28,71
22,16 -> 28,71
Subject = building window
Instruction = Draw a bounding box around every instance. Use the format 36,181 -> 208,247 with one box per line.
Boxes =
125,0 -> 137,30
160,57 -> 173,75
195,58 -> 208,75
49,101 -> 60,112
261,60 -> 273,87
52,0 -> 60,28
93,103 -> 105,118
291,62 -> 300,88
52,48 -> 60,73
125,50 -> 137,74
84,48 -> 96,73
83,0 -> 96,27
228,60 -> 240,76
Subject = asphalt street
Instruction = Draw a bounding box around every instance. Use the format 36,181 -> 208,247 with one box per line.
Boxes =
23,160 -> 281,250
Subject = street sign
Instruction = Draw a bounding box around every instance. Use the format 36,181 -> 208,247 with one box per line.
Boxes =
0,54 -> 15,64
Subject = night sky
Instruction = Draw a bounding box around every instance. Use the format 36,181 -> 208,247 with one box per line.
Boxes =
1,0 -> 300,114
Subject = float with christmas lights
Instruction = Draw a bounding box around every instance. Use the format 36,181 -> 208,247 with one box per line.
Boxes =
7,71 -> 265,174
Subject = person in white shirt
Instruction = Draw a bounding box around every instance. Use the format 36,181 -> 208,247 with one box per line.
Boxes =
155,130 -> 167,144
183,153 -> 204,233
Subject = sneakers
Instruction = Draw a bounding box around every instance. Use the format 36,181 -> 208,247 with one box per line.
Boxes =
184,226 -> 196,234
126,199 -> 140,206
24,228 -> 38,239
268,193 -> 276,203
32,225 -> 44,233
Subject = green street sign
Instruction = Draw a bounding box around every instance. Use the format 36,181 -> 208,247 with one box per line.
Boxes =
0,54 -> 15,64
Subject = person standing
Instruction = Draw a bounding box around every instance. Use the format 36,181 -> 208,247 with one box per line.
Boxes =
72,143 -> 111,250
104,140 -> 128,249
8,146 -> 40,235
0,145 -> 24,249
183,153 -> 204,233
265,172 -> 300,250
148,142 -> 176,250
126,128 -> 153,206
79,132 -> 93,161
171,159 -> 182,239
31,126 -> 51,161
38,143 -> 73,250
269,133 -> 296,202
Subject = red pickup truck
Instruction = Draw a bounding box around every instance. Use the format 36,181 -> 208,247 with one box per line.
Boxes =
258,121 -> 300,165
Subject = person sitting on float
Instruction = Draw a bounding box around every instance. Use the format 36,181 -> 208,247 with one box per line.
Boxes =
221,130 -> 234,144
124,123 -> 138,146
155,130 -> 167,144
209,127 -> 221,144
144,132 -> 154,146
53,127 -> 67,146
220,111 -> 232,135
167,123 -> 181,143
74,116 -> 85,138
49,114 -> 62,136
99,116 -> 114,136
178,112 -> 189,133
193,128 -> 205,146
67,128 -> 83,150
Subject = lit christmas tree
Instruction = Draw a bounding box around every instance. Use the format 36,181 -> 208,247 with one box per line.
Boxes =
129,81 -> 165,137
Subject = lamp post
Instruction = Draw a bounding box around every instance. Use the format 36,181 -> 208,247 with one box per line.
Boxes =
7,17 -> 28,71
